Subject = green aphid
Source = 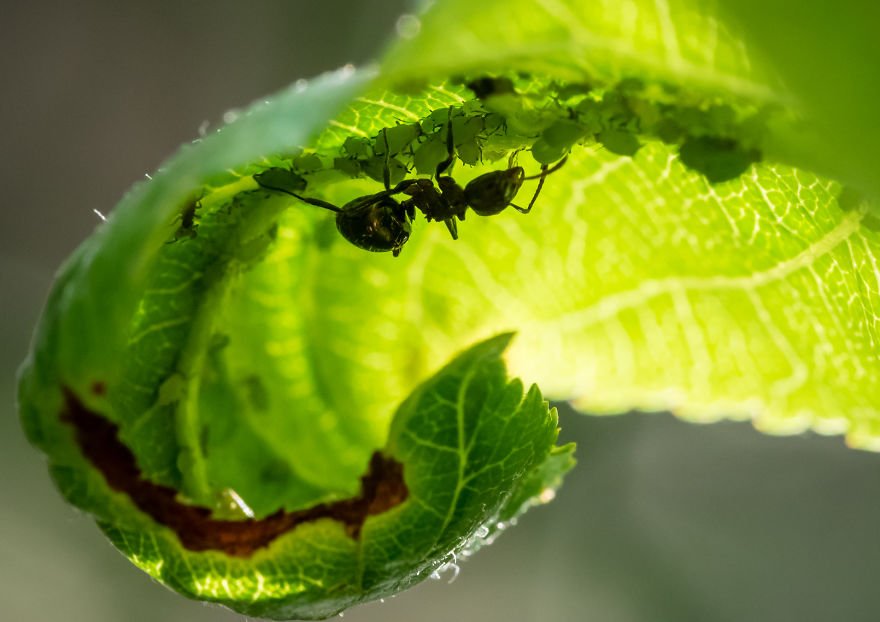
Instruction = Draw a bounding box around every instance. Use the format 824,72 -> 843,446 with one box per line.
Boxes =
627,98 -> 663,131
376,123 -> 422,156
530,138 -> 568,165
292,153 -> 324,173
483,112 -> 506,134
342,136 -> 372,159
420,116 -> 438,134
413,136 -> 450,175
574,99 -> 605,134
678,135 -> 760,183
598,91 -> 634,127
451,115 -> 484,147
429,107 -> 456,129
596,129 -> 641,157
481,149 -> 509,163
252,168 -> 307,194
655,117 -> 686,144
333,157 -> 361,178
456,142 -> 482,166
461,99 -> 488,116
363,155 -> 407,186
541,119 -> 587,150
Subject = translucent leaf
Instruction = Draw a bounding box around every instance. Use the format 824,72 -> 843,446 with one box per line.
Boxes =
17,0 -> 880,618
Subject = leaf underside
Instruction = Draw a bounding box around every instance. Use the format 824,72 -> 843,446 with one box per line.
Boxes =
17,0 -> 880,618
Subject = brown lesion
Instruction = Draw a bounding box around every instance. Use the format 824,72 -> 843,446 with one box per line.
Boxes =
61,387 -> 408,558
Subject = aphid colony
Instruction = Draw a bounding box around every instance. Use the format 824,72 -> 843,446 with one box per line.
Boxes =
255,104 -> 568,257
246,75 -> 763,257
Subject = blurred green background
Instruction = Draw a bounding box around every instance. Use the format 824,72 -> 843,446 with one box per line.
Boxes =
3,2 -> 880,621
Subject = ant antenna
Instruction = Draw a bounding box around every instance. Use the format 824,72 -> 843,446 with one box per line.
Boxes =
512,155 -> 568,214
255,180 -> 341,214
523,155 -> 568,180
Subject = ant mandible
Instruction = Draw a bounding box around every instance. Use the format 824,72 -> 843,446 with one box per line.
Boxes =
254,107 -> 566,256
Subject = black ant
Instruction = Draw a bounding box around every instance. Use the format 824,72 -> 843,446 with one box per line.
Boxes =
396,108 -> 566,239
254,109 -> 566,256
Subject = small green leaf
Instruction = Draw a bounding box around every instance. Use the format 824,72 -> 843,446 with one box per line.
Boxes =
47,335 -> 570,620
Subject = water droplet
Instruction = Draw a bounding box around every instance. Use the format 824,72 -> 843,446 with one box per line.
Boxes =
538,487 -> 556,503
338,63 -> 356,80
294,79 -> 308,93
224,488 -> 255,518
475,524 -> 490,538
379,599 -> 385,604
197,120 -> 209,137
395,14 -> 421,39
223,110 -> 240,124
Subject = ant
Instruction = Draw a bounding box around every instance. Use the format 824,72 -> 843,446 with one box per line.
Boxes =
395,108 -> 567,240
254,108 -> 566,256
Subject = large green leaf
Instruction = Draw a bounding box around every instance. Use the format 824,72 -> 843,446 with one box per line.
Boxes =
17,0 -> 880,618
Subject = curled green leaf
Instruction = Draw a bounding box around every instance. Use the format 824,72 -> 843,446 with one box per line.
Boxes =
50,335 -> 569,619
17,0 -> 880,619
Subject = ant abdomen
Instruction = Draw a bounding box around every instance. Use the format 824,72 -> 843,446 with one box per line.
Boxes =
463,167 -> 526,216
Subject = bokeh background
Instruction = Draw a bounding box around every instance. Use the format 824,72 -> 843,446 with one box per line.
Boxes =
3,2 -> 880,621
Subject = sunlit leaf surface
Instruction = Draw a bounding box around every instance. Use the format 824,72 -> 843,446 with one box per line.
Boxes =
17,0 -> 880,618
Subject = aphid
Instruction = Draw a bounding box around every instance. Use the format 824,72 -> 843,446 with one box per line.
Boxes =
170,195 -> 202,241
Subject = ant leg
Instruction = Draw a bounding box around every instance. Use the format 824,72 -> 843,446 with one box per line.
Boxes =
523,155 -> 568,180
435,106 -> 456,177
389,178 -> 421,195
513,155 -> 569,214
510,164 -> 548,214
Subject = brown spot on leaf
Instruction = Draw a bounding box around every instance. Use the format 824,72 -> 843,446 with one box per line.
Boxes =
61,387 -> 408,557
